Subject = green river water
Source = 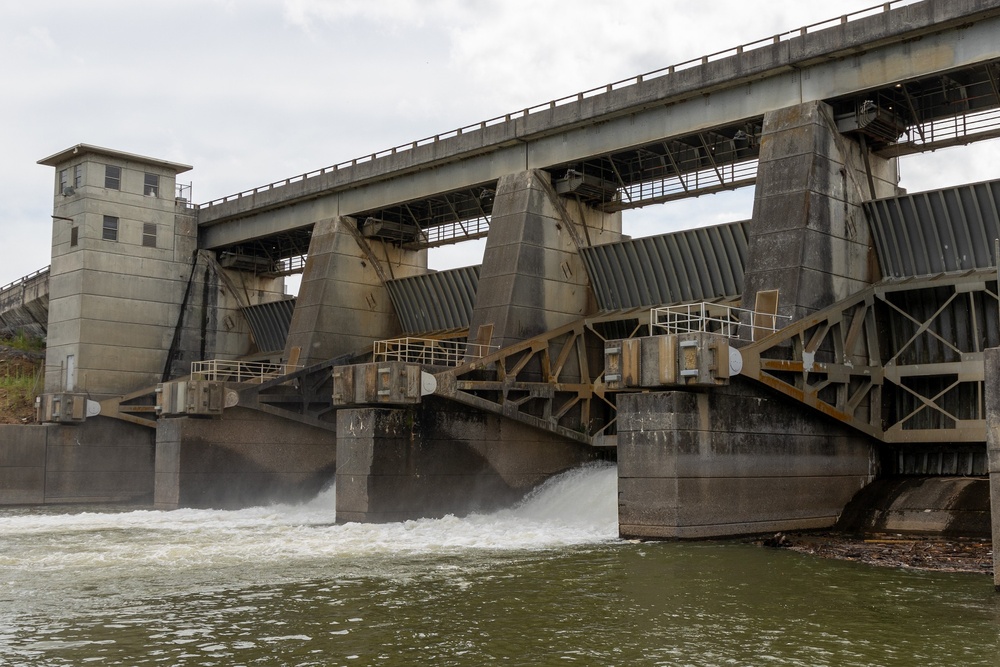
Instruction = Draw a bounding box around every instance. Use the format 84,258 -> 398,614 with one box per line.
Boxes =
1,465 -> 997,666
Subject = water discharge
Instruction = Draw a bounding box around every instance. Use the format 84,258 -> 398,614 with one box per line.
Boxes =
1,462 -> 997,666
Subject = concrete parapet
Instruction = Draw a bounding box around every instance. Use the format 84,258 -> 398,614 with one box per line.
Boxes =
617,382 -> 877,539
335,397 -> 596,522
154,407 -> 336,509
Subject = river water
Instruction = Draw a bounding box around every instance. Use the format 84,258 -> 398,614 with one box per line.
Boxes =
0,463 -> 997,666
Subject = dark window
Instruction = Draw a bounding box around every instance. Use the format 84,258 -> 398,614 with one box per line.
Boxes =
70,226 -> 79,247
142,223 -> 157,248
144,173 -> 159,197
59,169 -> 68,193
105,165 -> 121,190
73,165 -> 82,188
102,215 -> 119,241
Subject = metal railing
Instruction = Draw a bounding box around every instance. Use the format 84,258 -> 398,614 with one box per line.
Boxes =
407,217 -> 491,249
650,302 -> 791,342
196,0 -> 919,211
190,359 -> 302,383
374,337 -> 498,367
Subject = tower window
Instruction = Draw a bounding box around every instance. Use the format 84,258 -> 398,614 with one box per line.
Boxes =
70,226 -> 79,247
105,165 -> 121,190
102,215 -> 119,241
59,169 -> 68,194
142,223 -> 157,248
74,165 -> 82,188
144,172 -> 159,197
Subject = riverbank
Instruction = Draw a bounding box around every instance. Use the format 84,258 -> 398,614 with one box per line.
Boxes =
759,531 -> 994,576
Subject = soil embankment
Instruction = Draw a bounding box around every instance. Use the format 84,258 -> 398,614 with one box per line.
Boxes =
0,344 -> 42,424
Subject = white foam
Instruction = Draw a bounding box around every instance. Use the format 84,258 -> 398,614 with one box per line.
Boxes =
0,463 -> 619,573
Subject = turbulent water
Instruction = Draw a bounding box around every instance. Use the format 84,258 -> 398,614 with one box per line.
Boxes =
0,463 -> 997,666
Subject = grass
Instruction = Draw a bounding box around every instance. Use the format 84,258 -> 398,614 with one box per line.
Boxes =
0,368 -> 40,419
0,338 -> 44,421
0,332 -> 45,352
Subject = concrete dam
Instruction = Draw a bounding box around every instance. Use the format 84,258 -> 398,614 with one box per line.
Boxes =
1,0 -> 999,588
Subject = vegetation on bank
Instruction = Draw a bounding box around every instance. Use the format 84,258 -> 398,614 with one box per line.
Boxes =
0,333 -> 44,424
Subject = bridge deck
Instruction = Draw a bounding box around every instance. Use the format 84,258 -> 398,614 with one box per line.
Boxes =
196,0 -> 1000,260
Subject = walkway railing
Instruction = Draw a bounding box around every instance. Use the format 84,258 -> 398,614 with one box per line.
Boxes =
374,337 -> 498,367
190,359 -> 302,383
650,303 -> 791,343
196,0 -> 920,211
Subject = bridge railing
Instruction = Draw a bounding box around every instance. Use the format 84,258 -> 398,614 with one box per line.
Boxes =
196,0 -> 921,212
651,303 -> 791,343
374,337 -> 498,367
190,359 -> 303,384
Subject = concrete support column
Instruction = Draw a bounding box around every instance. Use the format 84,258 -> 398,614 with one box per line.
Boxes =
742,101 -> 899,322
335,397 -> 596,522
617,382 -> 877,539
284,217 -> 427,367
468,170 -> 620,350
153,408 -> 337,509
984,348 -> 1000,591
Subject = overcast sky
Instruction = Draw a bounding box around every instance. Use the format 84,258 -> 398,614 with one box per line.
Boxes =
3,0 -> 999,288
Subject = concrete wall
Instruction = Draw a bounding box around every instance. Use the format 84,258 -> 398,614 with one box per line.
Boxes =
742,100 -> 898,321
0,419 -> 154,505
335,397 -> 598,522
154,407 -> 337,509
285,216 -> 428,367
469,169 -> 621,350
836,477 -> 991,537
617,382 -> 877,539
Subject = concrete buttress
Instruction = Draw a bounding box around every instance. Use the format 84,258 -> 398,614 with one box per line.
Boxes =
468,169 -> 621,350
284,216 -> 428,367
742,100 -> 899,322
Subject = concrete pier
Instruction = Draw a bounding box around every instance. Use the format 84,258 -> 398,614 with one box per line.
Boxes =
153,407 -> 337,509
335,397 -> 596,522
617,382 -> 877,538
984,349 -> 1000,590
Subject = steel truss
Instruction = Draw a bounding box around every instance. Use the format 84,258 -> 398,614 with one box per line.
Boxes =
739,270 -> 999,443
432,312 -> 652,447
100,351 -> 366,432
